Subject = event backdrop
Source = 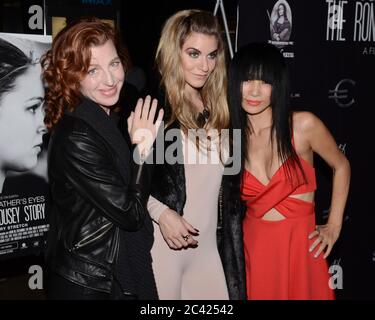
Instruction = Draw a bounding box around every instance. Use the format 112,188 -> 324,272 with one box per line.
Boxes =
237,0 -> 374,299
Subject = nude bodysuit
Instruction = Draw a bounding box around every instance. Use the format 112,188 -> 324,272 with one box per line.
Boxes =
148,130 -> 229,299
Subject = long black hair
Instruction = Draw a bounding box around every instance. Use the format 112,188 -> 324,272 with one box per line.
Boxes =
228,42 -> 305,182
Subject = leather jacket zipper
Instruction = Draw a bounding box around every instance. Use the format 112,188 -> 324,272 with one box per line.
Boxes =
107,226 -> 119,264
72,222 -> 112,250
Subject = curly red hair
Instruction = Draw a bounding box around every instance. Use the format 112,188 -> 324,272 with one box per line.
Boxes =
42,17 -> 129,130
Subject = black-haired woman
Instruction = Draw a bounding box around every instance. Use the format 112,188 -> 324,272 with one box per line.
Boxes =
228,42 -> 350,299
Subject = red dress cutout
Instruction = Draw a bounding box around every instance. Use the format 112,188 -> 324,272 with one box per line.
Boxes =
241,153 -> 335,300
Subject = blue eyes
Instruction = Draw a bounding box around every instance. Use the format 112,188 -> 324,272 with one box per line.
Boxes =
87,61 -> 121,75
88,68 -> 98,75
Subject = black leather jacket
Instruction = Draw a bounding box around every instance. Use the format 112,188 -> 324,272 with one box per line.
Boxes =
46,98 -> 154,295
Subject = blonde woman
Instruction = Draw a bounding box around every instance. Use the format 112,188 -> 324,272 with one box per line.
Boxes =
147,9 -> 245,300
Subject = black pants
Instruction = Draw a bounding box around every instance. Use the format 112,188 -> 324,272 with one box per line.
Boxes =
46,272 -> 110,300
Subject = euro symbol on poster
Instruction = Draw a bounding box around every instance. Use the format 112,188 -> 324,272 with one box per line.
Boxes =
328,79 -> 355,108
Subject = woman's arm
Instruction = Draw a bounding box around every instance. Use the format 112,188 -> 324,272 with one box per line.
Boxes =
299,112 -> 351,258
147,195 -> 169,223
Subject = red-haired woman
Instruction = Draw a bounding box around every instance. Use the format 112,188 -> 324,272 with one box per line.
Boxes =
42,17 -> 163,300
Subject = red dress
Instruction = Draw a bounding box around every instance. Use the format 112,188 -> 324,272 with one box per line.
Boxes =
241,155 -> 335,300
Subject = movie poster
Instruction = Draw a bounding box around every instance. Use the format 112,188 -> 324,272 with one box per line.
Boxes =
0,33 -> 51,260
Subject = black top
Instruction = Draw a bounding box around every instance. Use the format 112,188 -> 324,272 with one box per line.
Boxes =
46,97 -> 157,299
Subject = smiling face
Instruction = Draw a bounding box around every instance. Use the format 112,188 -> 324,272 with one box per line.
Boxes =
241,80 -> 272,115
180,32 -> 218,91
80,39 -> 125,113
0,64 -> 45,172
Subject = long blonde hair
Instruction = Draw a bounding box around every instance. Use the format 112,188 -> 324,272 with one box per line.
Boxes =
156,9 -> 229,133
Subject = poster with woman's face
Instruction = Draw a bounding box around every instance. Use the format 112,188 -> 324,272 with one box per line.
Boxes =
269,0 -> 292,45
0,33 -> 51,260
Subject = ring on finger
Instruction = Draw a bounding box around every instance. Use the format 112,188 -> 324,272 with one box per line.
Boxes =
182,234 -> 190,242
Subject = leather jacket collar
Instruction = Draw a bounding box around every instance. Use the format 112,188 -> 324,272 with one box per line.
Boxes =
68,97 -> 131,183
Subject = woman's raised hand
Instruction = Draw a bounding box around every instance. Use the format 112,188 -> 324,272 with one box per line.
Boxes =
127,95 -> 164,157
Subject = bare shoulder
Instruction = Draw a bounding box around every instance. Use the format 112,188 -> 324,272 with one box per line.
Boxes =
292,111 -> 323,134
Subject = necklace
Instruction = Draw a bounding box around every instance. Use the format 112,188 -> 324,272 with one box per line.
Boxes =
197,106 -> 210,128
